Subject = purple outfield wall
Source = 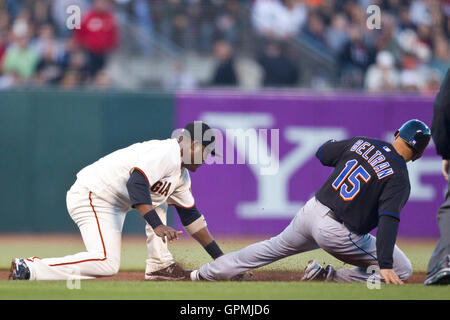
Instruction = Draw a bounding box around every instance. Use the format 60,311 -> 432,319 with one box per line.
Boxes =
176,91 -> 445,238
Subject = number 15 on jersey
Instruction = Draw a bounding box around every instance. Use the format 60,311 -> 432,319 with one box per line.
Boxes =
332,159 -> 371,201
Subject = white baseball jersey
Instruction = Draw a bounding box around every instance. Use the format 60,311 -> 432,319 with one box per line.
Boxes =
75,138 -> 195,210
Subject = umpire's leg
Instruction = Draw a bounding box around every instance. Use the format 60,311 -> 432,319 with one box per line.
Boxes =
426,174 -> 450,275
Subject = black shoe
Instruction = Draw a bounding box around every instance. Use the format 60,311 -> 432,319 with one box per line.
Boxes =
424,255 -> 450,286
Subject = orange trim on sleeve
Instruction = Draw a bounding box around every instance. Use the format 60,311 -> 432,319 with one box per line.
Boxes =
168,203 -> 195,210
130,167 -> 150,185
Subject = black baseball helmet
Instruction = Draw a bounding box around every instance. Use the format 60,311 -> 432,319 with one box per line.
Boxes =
395,119 -> 431,161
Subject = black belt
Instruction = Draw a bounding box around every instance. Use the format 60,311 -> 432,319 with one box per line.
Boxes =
327,210 -> 344,224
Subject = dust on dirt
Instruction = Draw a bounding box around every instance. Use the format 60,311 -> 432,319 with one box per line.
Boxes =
0,269 -> 426,283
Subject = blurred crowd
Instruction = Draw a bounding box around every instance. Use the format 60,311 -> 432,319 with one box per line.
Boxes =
249,0 -> 449,92
0,0 -> 448,92
0,0 -> 117,89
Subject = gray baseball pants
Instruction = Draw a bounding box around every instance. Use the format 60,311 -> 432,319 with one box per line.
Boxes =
427,169 -> 450,274
199,197 -> 412,282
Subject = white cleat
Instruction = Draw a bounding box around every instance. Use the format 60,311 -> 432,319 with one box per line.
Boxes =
301,260 -> 335,281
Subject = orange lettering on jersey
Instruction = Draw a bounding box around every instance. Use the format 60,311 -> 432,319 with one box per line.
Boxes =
161,183 -> 171,197
151,181 -> 163,192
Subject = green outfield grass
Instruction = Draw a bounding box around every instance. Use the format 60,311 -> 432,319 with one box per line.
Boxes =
1,281 -> 449,300
0,234 -> 437,272
0,235 -> 449,300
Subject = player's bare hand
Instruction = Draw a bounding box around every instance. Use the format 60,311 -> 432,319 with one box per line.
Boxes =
380,269 -> 403,285
442,159 -> 449,180
154,225 -> 183,243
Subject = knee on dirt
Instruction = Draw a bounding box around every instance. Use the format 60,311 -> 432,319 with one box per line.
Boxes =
96,257 -> 120,277
396,258 -> 413,281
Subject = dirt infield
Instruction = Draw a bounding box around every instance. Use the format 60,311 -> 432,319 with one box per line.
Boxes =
0,270 -> 427,283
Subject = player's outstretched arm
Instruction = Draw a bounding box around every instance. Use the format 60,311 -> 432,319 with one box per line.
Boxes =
175,205 -> 224,260
376,214 -> 404,285
191,227 -> 224,260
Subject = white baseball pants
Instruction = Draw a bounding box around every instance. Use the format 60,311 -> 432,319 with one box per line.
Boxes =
25,180 -> 174,280
199,197 -> 413,282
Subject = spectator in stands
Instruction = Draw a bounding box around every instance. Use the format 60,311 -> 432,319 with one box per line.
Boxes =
374,14 -> 402,60
282,0 -> 308,38
398,5 -> 417,31
31,24 -> 62,59
60,69 -> 82,89
422,69 -> 443,94
92,69 -> 113,89
59,49 -> 90,87
211,40 -> 237,86
74,0 -> 118,76
430,35 -> 450,80
409,0 -> 432,26
400,69 -> 421,92
257,42 -> 299,87
315,0 -> 336,26
34,44 -> 64,86
0,0 -> 447,91
2,19 -> 38,83
186,0 -> 218,52
252,0 -> 307,41
325,13 -> 349,55
30,0 -> 52,30
0,10 -> 10,33
131,0 -> 154,54
364,50 -> 400,92
252,0 -> 284,40
302,10 -> 327,47
215,0 -> 241,48
0,30 -> 7,66
163,62 -> 198,91
160,0 -> 190,48
339,25 -> 376,88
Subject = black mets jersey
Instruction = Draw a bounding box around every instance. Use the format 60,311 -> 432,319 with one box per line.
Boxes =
315,137 -> 411,235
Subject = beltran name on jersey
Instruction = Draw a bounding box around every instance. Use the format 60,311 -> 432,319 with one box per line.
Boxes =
350,139 -> 394,180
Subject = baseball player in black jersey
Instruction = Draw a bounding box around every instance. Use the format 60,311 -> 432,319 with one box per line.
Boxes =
190,119 -> 431,284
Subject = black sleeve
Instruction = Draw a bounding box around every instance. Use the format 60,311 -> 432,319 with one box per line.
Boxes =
126,169 -> 152,208
175,205 -> 202,226
376,178 -> 409,269
378,178 -> 410,218
376,214 -> 399,269
431,68 -> 450,159
316,138 -> 353,167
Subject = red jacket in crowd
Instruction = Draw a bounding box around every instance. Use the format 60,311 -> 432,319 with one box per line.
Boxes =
75,9 -> 118,55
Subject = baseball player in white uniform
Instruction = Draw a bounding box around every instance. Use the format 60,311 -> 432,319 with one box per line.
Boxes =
9,121 -> 225,280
